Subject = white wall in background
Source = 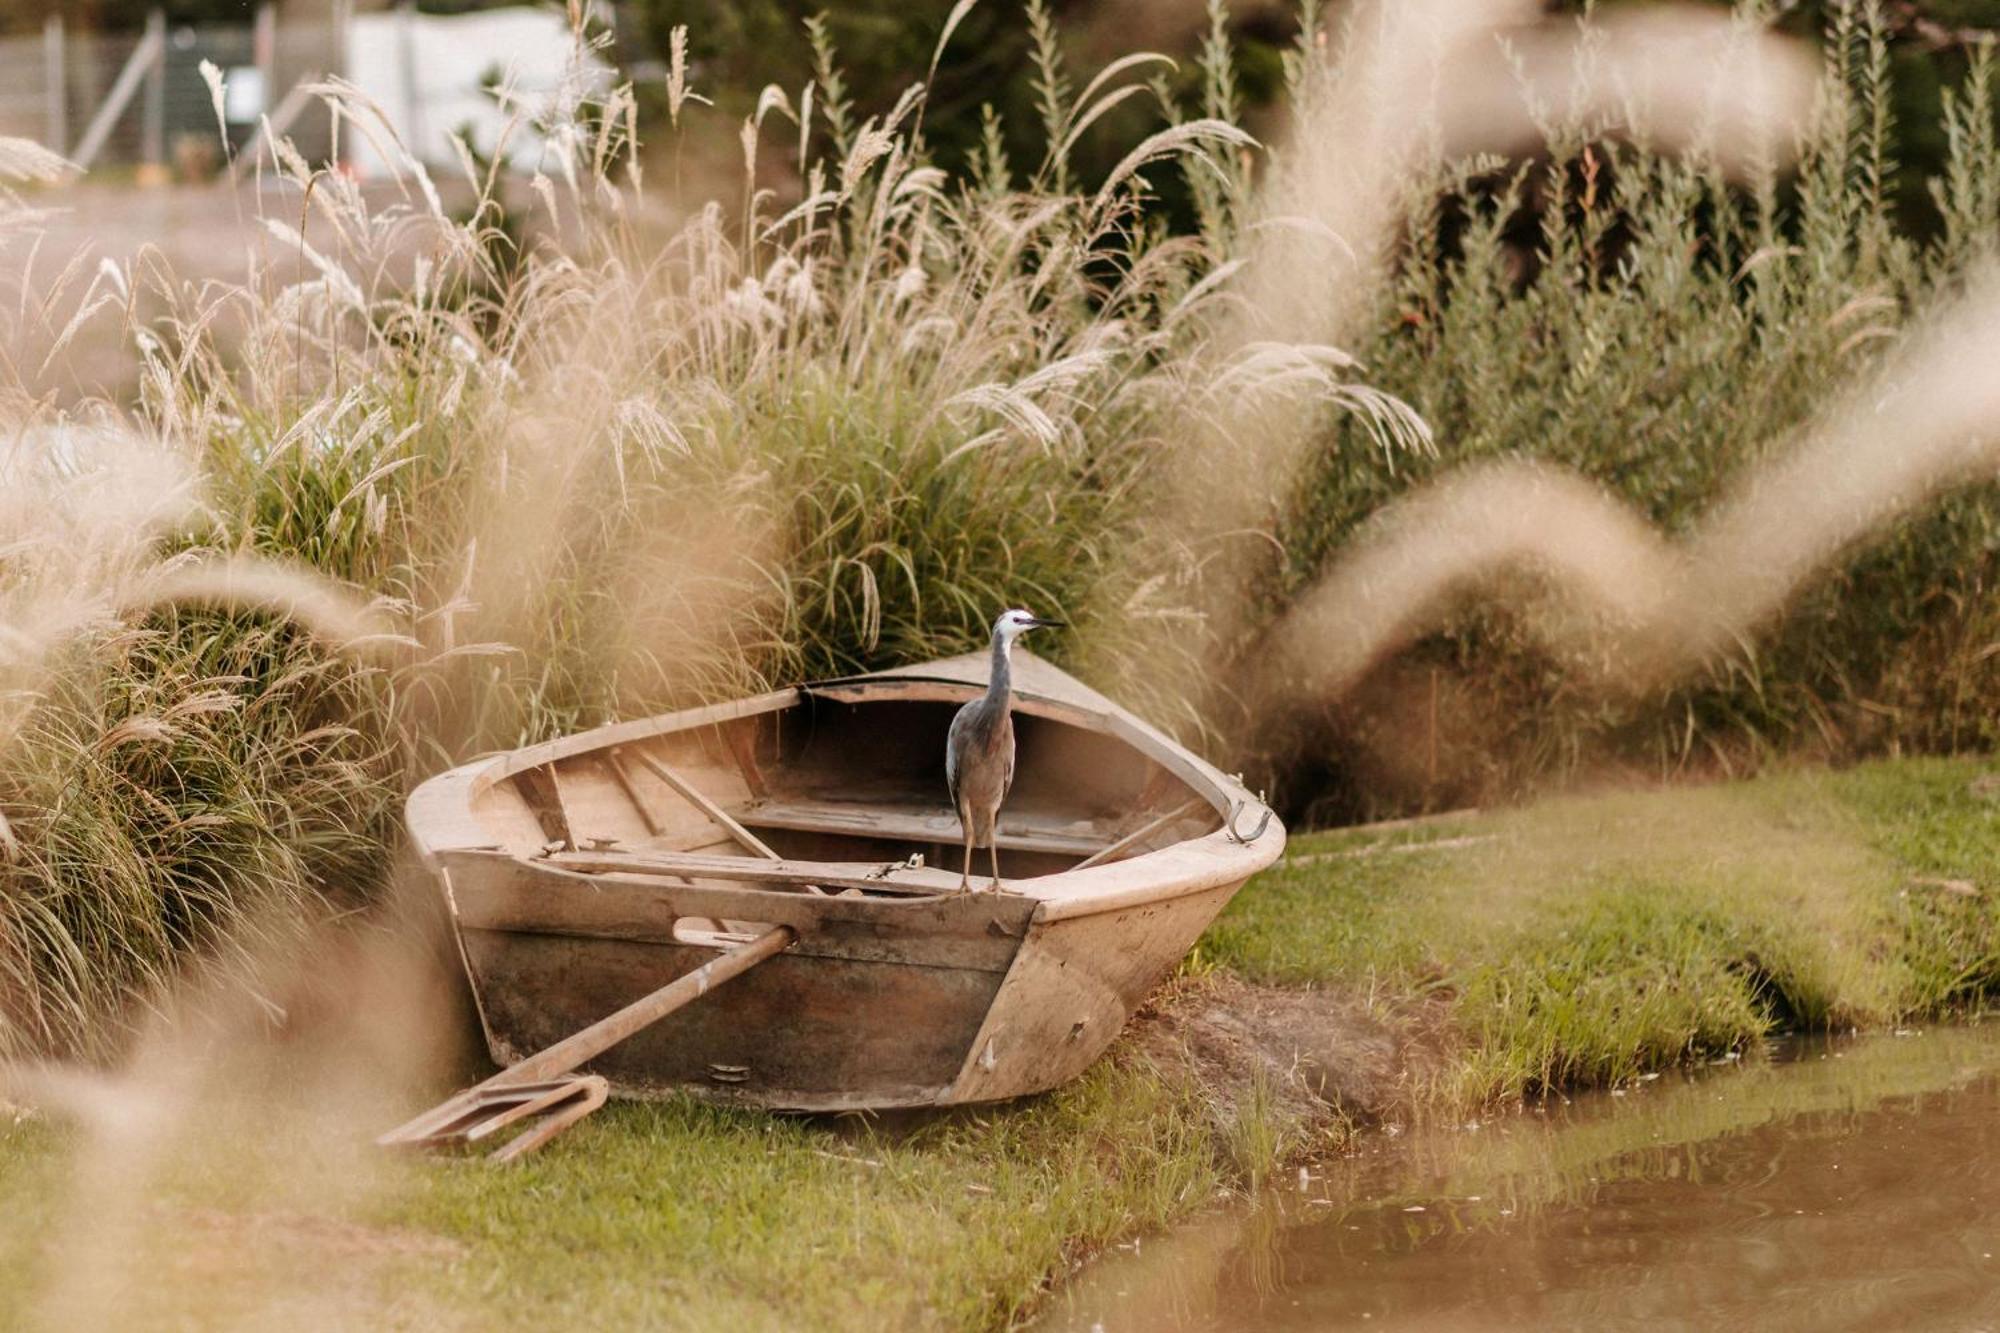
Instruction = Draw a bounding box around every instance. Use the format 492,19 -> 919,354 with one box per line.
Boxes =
343,6 -> 612,179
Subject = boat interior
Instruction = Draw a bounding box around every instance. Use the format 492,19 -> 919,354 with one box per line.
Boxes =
465,686 -> 1228,902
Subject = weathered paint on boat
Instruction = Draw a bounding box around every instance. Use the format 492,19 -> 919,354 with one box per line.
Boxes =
405,651 -> 1285,1111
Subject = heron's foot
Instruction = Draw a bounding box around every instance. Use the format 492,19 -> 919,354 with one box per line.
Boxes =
986,876 -> 1005,894
954,877 -> 973,896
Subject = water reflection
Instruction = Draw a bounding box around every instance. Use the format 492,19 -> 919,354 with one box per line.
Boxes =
1042,1025 -> 2000,1331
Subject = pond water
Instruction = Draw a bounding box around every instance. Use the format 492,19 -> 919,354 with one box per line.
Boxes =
1040,1024 -> 2000,1332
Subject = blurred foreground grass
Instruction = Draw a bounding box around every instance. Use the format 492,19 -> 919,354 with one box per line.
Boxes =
3,1 -> 1998,1072
1,756 -> 1993,1330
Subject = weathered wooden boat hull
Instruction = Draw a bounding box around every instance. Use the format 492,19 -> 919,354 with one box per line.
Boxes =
408,652 -> 1284,1111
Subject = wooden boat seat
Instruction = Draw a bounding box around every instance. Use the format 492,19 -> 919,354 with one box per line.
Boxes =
732,795 -> 1110,857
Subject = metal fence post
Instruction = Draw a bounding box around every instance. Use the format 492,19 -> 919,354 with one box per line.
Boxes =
70,10 -> 168,169
398,1 -> 425,160
43,14 -> 67,153
334,0 -> 353,76
253,2 -> 276,101
141,9 -> 166,168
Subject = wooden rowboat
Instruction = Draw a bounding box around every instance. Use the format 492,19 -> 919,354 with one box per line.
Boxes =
405,650 -> 1285,1113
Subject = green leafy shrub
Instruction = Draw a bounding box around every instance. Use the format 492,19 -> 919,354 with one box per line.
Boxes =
1275,5 -> 2000,815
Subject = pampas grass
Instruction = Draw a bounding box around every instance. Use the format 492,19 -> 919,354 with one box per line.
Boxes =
0,0 -> 1995,1054
0,7 -> 1385,1056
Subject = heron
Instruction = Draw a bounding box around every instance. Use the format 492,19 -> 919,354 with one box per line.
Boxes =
946,608 -> 1063,893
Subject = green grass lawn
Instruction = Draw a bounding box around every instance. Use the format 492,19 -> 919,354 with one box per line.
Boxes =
1206,756 -> 2000,1107
1,757 -> 1995,1330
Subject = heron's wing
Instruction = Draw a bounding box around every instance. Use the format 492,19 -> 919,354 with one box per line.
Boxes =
944,701 -> 973,813
1000,717 -> 1015,800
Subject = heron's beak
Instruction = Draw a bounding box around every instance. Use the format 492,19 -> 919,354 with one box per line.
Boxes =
1032,618 -> 1066,630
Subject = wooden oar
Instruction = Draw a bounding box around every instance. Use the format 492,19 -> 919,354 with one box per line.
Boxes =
1070,799 -> 1205,871
612,745 -> 824,897
380,923 -> 794,1160
615,746 -> 780,860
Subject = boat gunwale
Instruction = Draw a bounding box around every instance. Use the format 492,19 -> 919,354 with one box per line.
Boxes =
441,850 -> 1037,970
405,658 -> 1284,923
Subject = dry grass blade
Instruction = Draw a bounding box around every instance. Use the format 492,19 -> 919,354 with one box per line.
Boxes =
126,558 -> 401,654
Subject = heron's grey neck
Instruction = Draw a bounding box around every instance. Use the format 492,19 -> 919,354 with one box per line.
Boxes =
986,630 -> 1015,707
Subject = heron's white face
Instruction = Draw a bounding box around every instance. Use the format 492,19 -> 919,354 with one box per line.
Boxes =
994,608 -> 1057,640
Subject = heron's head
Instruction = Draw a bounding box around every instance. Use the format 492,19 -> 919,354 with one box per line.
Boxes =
994,608 -> 1063,642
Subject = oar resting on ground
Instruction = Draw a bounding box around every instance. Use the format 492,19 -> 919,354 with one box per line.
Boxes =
378,923 -> 794,1161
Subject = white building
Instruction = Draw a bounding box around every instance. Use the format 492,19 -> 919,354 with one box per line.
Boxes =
343,6 -> 615,179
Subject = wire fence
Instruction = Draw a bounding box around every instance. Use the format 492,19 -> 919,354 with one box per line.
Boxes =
0,6 -> 655,178
0,12 -> 343,175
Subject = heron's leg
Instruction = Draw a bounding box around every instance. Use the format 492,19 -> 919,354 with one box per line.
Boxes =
958,813 -> 974,894
988,836 -> 1003,893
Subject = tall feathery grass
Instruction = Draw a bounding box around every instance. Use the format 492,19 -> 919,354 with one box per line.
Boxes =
0,2 -> 1396,1057
0,0 -> 1994,1058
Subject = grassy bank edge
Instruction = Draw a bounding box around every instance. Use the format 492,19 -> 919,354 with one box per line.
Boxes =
0,756 -> 1994,1330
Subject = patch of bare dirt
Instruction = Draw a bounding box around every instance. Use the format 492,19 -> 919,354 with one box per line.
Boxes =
1128,974 -> 1452,1136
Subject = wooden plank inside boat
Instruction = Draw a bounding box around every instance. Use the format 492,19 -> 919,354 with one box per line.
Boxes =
734,795 -> 1111,857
